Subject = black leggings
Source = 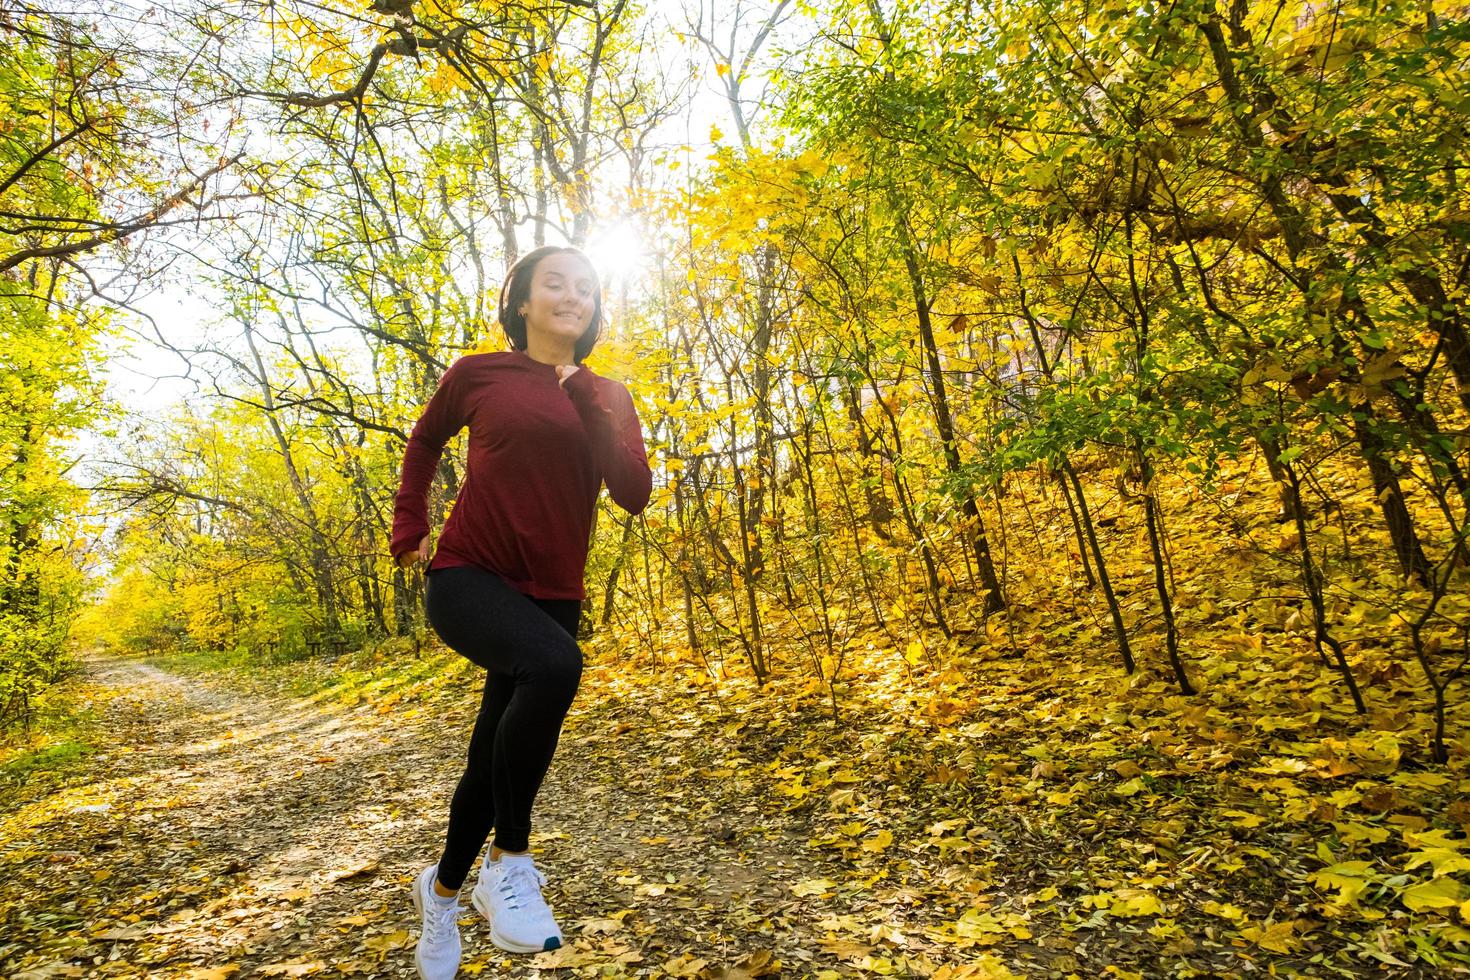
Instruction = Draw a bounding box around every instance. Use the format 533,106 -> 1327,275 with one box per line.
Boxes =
425,565 -> 583,890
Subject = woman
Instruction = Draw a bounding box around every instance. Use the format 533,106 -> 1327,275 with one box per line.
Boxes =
391,246 -> 651,979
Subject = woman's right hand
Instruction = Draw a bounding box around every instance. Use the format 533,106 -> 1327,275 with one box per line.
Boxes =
396,535 -> 431,569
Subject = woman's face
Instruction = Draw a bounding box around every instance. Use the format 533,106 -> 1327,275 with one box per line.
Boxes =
520,253 -> 598,350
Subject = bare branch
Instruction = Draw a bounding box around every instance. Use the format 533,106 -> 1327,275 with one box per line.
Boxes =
0,120 -> 94,198
0,152 -> 244,273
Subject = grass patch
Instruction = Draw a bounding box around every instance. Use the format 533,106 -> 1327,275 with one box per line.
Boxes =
0,740 -> 95,785
0,669 -> 108,800
147,644 -> 257,679
145,633 -> 475,710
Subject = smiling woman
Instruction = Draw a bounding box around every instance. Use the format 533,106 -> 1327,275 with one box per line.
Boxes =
496,247 -> 605,364
391,243 -> 651,978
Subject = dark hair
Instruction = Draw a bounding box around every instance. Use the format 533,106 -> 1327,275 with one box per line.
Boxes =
497,246 -> 603,364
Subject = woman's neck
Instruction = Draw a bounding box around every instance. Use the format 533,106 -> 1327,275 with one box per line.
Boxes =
523,334 -> 576,366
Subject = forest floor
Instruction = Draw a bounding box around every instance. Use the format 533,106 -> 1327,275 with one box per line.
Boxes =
3,652 -> 844,980
1,625 -> 1467,979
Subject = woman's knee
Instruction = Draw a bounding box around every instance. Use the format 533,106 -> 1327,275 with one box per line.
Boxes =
526,634 -> 582,694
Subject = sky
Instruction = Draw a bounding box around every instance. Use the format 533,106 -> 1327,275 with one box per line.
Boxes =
97,0 -> 797,416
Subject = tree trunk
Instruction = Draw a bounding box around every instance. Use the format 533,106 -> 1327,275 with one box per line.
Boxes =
242,323 -> 341,634
889,195 -> 1005,613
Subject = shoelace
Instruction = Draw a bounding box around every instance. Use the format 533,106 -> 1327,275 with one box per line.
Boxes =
423,894 -> 460,945
496,863 -> 548,912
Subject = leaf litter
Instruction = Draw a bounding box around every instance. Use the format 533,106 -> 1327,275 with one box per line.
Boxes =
1,605 -> 1467,978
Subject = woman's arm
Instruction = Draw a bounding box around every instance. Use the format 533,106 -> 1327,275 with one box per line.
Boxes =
561,368 -> 652,515
390,358 -> 472,560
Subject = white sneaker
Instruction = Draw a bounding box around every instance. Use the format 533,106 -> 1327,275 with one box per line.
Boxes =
470,853 -> 564,953
412,864 -> 463,979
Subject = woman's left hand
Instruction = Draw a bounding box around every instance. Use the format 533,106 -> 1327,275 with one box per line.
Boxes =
556,365 -> 580,387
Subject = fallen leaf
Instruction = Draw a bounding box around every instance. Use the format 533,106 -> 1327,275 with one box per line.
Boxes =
1109,890 -> 1163,917
1239,919 -> 1300,954
578,917 -> 624,935
661,952 -> 709,977
257,962 -> 325,977
330,859 -> 380,882
791,878 -> 837,897
1401,877 -> 1465,912
706,949 -> 781,979
532,944 -> 601,968
362,928 -> 412,954
13,965 -> 86,980
819,936 -> 874,960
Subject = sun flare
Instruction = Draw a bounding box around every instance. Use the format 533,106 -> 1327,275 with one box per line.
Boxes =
583,220 -> 650,291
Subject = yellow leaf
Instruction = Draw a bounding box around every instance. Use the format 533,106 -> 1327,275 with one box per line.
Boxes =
1109,890 -> 1164,917
1402,877 -> 1465,912
1333,821 -> 1391,845
1404,828 -> 1466,851
1437,925 -> 1470,945
661,952 -> 710,977
712,949 -> 780,979
791,878 -> 837,897
257,963 -> 325,978
1351,734 -> 1401,775
947,908 -> 1033,943
1251,757 -> 1309,775
535,944 -> 603,968
1202,901 -> 1245,920
1240,920 -> 1300,954
933,956 -> 1020,979
1222,809 -> 1266,828
362,929 -> 412,954
1309,861 -> 1374,905
1393,771 -> 1451,790
861,829 -> 893,853
1405,848 -> 1470,878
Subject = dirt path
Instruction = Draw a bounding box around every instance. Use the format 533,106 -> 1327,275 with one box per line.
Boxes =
0,657 -> 829,979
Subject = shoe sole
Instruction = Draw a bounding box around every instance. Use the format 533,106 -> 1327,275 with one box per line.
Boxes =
411,874 -> 432,979
471,885 -> 562,953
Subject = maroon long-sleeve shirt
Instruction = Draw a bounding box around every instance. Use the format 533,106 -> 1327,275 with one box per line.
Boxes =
391,350 -> 652,599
